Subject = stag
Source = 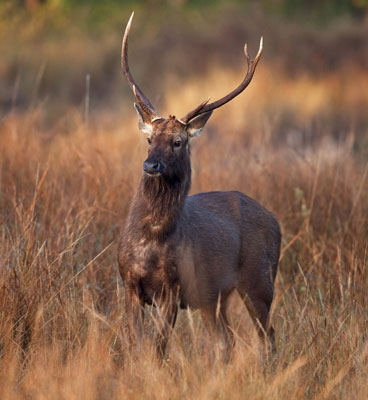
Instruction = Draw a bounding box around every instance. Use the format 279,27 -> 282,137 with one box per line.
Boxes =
118,13 -> 281,359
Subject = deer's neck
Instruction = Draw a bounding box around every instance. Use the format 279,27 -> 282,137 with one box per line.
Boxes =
130,166 -> 191,239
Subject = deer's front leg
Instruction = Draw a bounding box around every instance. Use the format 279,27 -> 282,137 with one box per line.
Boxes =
154,297 -> 178,359
124,283 -> 144,351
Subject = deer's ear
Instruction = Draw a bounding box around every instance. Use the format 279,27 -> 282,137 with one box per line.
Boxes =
186,111 -> 213,137
134,103 -> 153,135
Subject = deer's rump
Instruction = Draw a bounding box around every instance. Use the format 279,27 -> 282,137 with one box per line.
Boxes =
177,190 -> 281,309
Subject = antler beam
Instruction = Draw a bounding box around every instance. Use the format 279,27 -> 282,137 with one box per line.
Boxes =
121,12 -> 158,119
180,37 -> 263,124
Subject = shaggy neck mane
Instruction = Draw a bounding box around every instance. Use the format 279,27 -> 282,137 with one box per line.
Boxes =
130,158 -> 191,240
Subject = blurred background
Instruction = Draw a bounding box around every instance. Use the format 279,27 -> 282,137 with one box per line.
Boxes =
1,0 -> 368,150
0,1 -> 368,398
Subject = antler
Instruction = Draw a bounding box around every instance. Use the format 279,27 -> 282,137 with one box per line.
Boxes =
180,37 -> 263,124
121,12 -> 158,119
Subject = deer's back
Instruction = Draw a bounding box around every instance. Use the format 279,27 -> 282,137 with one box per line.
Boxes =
184,190 -> 280,248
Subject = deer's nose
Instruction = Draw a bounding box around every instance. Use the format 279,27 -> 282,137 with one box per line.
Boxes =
143,159 -> 165,175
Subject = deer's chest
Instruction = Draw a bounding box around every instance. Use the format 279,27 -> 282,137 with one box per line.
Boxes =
130,239 -> 179,303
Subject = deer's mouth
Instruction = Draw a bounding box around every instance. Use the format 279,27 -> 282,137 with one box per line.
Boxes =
144,171 -> 161,177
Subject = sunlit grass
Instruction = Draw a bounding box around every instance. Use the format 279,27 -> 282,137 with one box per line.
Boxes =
0,4 -> 368,398
0,82 -> 367,396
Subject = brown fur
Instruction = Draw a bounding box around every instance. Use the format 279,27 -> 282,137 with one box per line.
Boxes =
118,116 -> 281,358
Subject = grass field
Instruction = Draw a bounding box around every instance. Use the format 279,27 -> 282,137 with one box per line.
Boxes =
0,2 -> 368,399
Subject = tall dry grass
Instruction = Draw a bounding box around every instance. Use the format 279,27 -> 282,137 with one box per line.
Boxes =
0,61 -> 367,398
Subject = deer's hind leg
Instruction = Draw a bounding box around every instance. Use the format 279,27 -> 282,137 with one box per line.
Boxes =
239,289 -> 275,347
237,264 -> 277,355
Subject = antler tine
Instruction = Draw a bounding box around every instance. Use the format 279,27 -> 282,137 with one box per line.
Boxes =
177,98 -> 210,125
121,12 -> 158,118
180,37 -> 263,124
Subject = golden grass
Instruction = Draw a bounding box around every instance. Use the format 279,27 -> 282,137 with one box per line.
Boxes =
0,30 -> 368,399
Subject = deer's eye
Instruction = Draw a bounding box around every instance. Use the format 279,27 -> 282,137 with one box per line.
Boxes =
147,137 -> 152,145
173,140 -> 182,148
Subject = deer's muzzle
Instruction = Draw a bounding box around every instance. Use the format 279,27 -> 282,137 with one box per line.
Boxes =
143,158 -> 165,175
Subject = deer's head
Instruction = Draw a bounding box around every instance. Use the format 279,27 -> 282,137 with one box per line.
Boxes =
121,12 -> 263,178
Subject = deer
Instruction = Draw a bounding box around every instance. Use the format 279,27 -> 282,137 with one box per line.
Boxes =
118,13 -> 281,360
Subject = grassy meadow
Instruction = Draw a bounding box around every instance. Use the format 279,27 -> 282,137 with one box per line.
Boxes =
0,1 -> 368,399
